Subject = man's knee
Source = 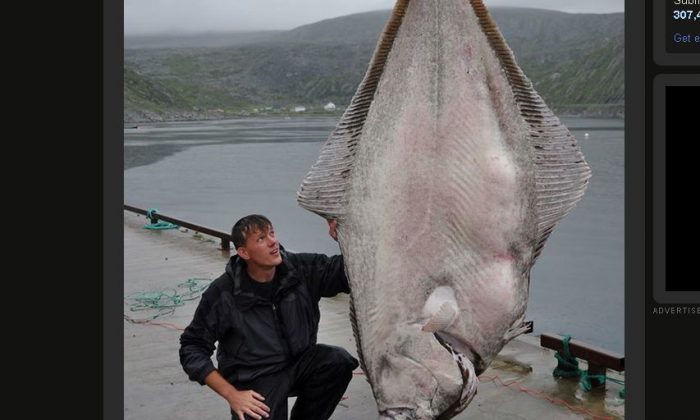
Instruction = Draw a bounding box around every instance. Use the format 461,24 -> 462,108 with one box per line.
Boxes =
318,344 -> 359,375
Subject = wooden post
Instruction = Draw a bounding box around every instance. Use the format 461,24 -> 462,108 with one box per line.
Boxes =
587,363 -> 607,388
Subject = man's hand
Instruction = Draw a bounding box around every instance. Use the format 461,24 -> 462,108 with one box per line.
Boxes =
226,388 -> 270,420
327,219 -> 338,241
204,370 -> 269,419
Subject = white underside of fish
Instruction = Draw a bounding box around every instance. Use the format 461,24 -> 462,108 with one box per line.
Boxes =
297,0 -> 591,418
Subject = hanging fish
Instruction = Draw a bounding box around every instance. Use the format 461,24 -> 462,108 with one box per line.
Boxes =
297,1 -> 591,418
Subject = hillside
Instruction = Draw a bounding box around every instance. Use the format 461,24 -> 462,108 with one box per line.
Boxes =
124,7 -> 624,122
125,30 -> 282,49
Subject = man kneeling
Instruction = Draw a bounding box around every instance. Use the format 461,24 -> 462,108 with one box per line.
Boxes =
180,214 -> 359,420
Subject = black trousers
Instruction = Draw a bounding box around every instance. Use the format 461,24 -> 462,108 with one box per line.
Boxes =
231,344 -> 359,420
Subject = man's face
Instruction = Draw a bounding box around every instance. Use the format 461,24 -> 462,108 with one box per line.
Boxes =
237,225 -> 282,268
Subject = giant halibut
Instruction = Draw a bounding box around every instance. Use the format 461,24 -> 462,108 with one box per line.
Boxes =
297,0 -> 591,418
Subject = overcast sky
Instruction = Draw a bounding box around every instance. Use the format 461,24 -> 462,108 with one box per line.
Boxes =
125,0 -> 624,35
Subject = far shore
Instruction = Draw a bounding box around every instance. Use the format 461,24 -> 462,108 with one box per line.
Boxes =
124,107 -> 625,126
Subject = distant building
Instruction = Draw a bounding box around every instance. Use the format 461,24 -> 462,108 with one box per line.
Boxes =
293,106 -> 307,113
324,102 -> 336,111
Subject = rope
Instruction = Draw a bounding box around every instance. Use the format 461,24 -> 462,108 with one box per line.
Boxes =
143,208 -> 179,230
553,335 -> 581,378
580,371 -> 607,391
144,221 -> 180,230
607,377 -> 626,399
617,386 -> 625,399
124,277 -> 212,322
552,335 -> 625,398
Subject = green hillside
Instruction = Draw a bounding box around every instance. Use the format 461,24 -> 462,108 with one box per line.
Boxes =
125,8 -> 624,122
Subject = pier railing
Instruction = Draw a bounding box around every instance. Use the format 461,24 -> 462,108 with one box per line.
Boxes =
124,204 -> 232,250
540,332 -> 624,389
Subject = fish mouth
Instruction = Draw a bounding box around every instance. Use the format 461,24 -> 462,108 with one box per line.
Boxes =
376,336 -> 479,420
433,333 -> 480,418
377,331 -> 480,419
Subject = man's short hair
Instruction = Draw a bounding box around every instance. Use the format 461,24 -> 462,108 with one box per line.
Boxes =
231,214 -> 273,249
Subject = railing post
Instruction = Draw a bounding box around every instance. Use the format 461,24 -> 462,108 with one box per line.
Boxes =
147,209 -> 159,225
587,363 -> 607,388
126,205 -> 233,251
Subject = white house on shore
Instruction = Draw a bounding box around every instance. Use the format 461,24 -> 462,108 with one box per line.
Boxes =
323,102 -> 336,111
293,106 -> 307,113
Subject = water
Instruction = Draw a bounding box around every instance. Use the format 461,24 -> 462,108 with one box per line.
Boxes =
124,116 -> 624,353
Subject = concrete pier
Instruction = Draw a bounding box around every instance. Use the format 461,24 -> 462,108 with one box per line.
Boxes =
124,211 -> 624,419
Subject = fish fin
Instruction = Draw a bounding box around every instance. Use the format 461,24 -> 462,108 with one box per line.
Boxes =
296,1 -> 410,219
503,318 -> 534,342
348,292 -> 369,375
421,301 -> 458,333
471,0 -> 592,260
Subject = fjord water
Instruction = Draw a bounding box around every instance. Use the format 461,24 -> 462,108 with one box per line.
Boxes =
124,116 -> 624,353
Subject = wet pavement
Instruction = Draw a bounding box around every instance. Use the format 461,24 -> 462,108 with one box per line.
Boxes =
124,211 -> 624,419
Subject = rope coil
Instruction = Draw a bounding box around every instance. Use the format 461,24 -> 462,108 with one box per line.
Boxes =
144,208 -> 179,230
124,277 -> 212,322
553,335 -> 581,378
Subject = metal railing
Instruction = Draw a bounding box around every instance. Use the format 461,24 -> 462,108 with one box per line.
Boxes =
124,204 -> 232,250
540,332 -> 624,389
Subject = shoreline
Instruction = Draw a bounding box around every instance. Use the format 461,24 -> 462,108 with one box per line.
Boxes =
124,108 -> 625,126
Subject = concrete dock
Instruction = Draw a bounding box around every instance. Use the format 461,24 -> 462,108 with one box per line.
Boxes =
124,211 -> 625,419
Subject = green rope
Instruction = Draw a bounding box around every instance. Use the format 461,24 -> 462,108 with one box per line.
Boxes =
124,277 -> 212,321
176,278 -> 213,298
607,377 -> 626,399
553,335 -> 581,378
143,208 -> 179,230
146,207 -> 158,221
551,334 -> 625,398
580,371 -> 607,391
144,221 -> 180,230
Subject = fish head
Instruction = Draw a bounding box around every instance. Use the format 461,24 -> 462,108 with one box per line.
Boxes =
369,324 -> 480,419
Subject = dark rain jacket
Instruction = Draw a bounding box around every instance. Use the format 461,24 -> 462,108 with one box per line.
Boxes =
179,248 -> 348,385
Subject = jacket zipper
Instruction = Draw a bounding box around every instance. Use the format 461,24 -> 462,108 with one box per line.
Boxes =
271,303 -> 293,359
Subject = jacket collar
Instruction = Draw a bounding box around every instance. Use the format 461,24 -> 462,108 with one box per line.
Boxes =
225,246 -> 299,309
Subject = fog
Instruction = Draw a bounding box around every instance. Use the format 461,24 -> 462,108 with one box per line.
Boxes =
125,0 -> 624,35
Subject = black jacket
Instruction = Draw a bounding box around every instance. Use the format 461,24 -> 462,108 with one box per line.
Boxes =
179,249 -> 348,385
